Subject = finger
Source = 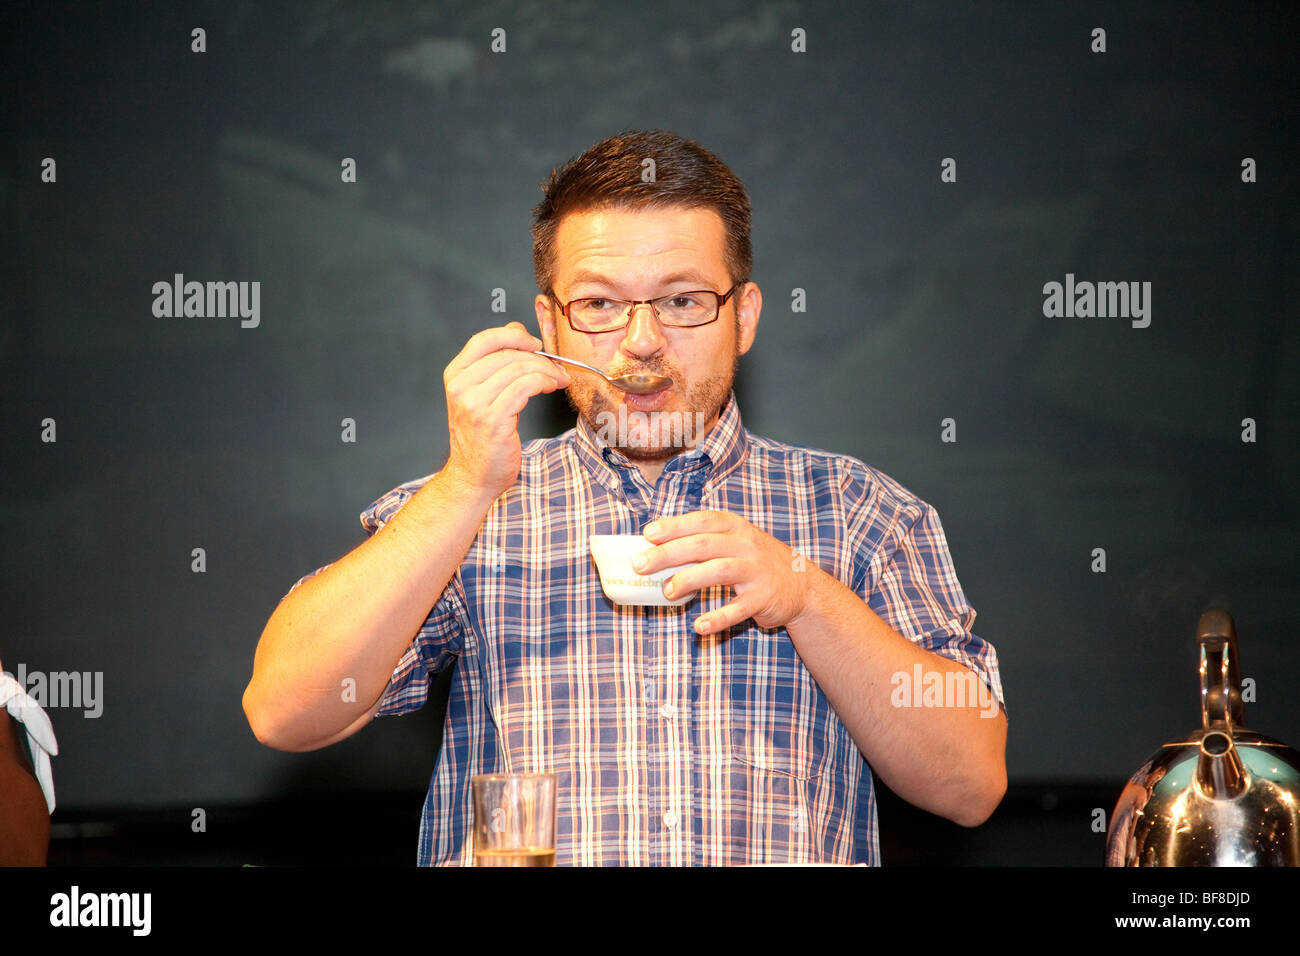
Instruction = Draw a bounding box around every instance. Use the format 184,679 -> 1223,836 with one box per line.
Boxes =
643,510 -> 734,543
453,346 -> 570,393
468,357 -> 570,409
633,532 -> 735,575
487,370 -> 570,420
693,599 -> 751,635
660,555 -> 746,601
444,323 -> 543,384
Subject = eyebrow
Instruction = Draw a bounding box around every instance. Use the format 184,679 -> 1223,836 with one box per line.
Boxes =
565,269 -> 719,292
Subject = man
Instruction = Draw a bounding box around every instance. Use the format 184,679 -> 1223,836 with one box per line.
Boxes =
243,129 -> 1006,865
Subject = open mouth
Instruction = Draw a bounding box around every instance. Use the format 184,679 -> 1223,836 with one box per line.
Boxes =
621,385 -> 671,411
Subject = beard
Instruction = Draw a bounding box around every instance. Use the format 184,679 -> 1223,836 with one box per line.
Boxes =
565,338 -> 740,463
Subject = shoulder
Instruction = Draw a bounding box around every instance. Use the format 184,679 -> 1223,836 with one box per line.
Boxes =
359,430 -> 583,531
741,430 -> 928,524
513,428 -> 586,489
520,427 -> 579,465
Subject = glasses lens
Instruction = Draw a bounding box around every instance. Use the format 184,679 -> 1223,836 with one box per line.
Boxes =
569,297 -> 628,332
656,292 -> 717,327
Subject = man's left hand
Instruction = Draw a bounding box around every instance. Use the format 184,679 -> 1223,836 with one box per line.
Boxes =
636,511 -> 810,635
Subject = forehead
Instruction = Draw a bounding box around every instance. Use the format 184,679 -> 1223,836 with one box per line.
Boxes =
552,205 -> 728,290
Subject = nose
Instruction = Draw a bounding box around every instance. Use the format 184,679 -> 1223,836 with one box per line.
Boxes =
619,301 -> 668,360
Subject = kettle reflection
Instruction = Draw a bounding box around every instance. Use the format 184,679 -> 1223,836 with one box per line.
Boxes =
1105,609 -> 1300,866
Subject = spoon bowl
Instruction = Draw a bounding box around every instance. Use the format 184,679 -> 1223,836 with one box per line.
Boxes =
535,350 -> 672,394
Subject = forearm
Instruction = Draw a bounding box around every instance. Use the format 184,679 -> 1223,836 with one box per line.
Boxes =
243,466 -> 496,751
786,566 -> 1007,826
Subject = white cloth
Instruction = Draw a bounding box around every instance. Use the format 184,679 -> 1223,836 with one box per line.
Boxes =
0,671 -> 58,813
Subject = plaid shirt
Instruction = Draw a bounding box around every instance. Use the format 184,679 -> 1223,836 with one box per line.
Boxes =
286,392 -> 1004,865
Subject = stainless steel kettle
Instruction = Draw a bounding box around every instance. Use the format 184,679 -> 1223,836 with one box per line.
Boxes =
1105,608 -> 1300,866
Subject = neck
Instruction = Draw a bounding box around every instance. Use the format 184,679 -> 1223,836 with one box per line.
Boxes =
635,459 -> 668,486
628,403 -> 722,486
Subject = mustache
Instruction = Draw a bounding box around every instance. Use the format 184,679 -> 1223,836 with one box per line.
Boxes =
609,360 -> 674,378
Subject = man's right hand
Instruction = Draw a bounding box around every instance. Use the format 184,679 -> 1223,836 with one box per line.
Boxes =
441,321 -> 570,498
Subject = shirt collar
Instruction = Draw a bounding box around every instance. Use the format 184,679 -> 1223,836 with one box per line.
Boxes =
573,390 -> 749,491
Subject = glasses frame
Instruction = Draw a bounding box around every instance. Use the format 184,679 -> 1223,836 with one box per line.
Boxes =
548,282 -> 743,333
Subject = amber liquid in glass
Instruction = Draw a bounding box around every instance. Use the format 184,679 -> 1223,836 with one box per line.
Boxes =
474,846 -> 556,867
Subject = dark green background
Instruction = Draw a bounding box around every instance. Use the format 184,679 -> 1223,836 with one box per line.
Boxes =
2,0 -> 1296,837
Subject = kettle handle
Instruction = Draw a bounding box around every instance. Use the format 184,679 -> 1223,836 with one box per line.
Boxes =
1197,608 -> 1243,732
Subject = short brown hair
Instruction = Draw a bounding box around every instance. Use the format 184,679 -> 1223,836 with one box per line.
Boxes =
531,129 -> 752,294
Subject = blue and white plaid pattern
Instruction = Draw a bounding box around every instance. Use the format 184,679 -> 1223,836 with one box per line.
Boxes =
286,392 -> 1004,865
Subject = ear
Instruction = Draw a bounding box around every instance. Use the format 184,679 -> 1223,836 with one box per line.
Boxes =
734,282 -> 761,357
535,293 -> 559,352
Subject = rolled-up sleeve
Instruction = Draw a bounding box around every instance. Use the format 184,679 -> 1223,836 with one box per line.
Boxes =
849,475 -> 1006,717
375,578 -> 466,717
361,476 -> 469,717
272,474 -> 469,718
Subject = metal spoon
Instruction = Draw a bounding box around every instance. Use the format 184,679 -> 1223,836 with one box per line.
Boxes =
535,350 -> 672,394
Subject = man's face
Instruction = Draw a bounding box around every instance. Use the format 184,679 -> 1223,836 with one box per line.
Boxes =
535,205 -> 760,465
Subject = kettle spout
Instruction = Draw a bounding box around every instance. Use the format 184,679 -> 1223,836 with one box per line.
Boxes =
1195,731 -> 1248,800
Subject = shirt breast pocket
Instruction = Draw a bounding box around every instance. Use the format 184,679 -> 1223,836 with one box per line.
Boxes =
728,632 -> 834,780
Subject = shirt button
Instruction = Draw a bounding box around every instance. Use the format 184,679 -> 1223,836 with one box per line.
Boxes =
662,810 -> 678,829
659,703 -> 676,719
644,685 -> 656,702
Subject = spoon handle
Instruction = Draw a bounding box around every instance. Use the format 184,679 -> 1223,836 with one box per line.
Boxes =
534,350 -> 608,381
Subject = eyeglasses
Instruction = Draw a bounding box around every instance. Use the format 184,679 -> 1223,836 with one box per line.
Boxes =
549,283 -> 742,333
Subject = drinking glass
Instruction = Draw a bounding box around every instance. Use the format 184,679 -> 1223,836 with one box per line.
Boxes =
472,772 -> 557,867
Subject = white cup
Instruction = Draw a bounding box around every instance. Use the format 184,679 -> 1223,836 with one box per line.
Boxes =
590,534 -> 699,606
